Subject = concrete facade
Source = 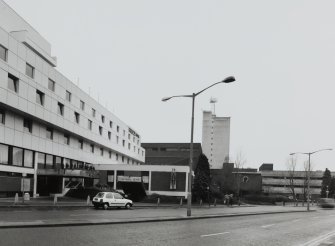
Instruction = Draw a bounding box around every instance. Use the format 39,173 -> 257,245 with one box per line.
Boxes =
0,1 -> 144,197
202,110 -> 230,169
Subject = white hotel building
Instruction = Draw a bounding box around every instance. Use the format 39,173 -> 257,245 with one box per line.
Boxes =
0,1 -> 145,197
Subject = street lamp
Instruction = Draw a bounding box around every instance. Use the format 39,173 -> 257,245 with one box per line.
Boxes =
290,148 -> 332,211
162,76 -> 236,216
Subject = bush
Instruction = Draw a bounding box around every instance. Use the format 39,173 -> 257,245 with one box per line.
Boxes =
141,193 -> 184,204
243,194 -> 291,205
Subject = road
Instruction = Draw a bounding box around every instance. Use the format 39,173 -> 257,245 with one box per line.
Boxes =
0,209 -> 335,245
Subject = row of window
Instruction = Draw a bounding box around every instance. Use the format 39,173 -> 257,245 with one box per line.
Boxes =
0,143 -> 34,168
1,43 -> 141,144
0,108 -> 144,158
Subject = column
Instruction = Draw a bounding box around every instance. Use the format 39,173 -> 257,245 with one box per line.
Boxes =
33,152 -> 38,198
113,170 -> 117,190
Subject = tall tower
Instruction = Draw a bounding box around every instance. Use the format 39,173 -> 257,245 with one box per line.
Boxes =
202,110 -> 230,169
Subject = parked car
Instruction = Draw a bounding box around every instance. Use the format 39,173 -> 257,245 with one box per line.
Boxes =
92,192 -> 133,210
318,198 -> 335,208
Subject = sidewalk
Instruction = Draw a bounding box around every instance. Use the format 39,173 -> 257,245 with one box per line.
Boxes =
0,197 -> 315,228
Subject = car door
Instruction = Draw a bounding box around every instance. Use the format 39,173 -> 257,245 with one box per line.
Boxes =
113,193 -> 125,207
105,193 -> 115,207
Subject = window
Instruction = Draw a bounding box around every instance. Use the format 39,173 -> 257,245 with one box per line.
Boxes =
101,115 -> 105,123
92,108 -> 96,117
66,90 -> 71,102
80,100 -> 85,110
99,126 -> 103,135
46,128 -> 53,140
48,79 -> 55,91
78,139 -> 83,149
36,90 -> 45,106
0,109 -> 5,124
55,156 -> 62,169
128,143 -> 131,150
133,146 -> 136,152
0,144 -> 9,164
64,134 -> 70,145
12,147 -> 23,166
74,112 -> 80,124
0,44 -> 7,61
45,154 -> 53,169
108,131 -> 111,140
57,102 -> 64,116
109,151 -> 112,159
117,125 -> 120,133
114,193 -> 123,199
23,118 -> 32,133
127,158 -> 130,164
26,63 -> 34,78
90,144 -> 94,153
24,150 -> 34,168
8,73 -> 19,93
109,121 -> 113,129
116,153 -> 119,160
122,156 -> 124,162
123,130 -> 125,136
133,136 -> 135,142
100,148 -> 104,156
116,136 -> 119,144
37,152 -> 45,169
122,140 -> 125,147
88,120 -> 92,130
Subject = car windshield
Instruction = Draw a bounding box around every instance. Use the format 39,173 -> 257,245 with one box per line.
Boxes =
95,192 -> 105,198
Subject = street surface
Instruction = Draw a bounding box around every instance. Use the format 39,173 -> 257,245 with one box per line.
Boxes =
0,208 -> 334,245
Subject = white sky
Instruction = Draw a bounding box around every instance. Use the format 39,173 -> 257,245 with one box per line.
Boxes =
5,0 -> 335,171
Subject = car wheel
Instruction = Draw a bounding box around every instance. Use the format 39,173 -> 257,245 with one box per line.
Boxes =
125,203 -> 131,209
103,203 -> 109,210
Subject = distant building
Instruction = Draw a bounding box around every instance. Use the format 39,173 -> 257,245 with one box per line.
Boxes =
259,163 -> 334,199
202,110 -> 230,169
141,143 -> 202,169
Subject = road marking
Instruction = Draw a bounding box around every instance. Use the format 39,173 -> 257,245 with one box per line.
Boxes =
300,230 -> 335,246
261,224 -> 275,228
201,232 -> 230,238
292,219 -> 301,222
312,216 -> 320,219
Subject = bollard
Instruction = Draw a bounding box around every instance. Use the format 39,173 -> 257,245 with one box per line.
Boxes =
53,195 -> 57,205
87,195 -> 91,206
14,193 -> 19,205
157,197 -> 160,207
180,198 -> 183,207
200,199 -> 203,207
214,199 -> 217,207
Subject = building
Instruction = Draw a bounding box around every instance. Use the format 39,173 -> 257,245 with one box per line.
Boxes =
0,1 -> 145,197
141,143 -> 202,168
260,163 -> 334,199
202,110 -> 230,169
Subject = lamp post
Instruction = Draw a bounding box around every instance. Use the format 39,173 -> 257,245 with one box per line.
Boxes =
162,76 -> 235,216
290,148 -> 332,211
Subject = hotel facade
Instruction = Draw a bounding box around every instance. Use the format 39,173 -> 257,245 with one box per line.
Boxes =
0,0 -> 145,197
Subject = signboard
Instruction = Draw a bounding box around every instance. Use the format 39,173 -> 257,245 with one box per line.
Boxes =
21,178 -> 30,192
117,176 -> 142,182
142,176 -> 149,183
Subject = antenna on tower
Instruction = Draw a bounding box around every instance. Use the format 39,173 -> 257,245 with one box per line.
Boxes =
210,97 -> 218,114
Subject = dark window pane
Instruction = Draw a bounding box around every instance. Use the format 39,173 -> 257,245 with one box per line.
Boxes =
0,45 -> 7,61
48,79 -> 55,91
66,91 -> 71,101
37,152 -> 45,169
0,109 -> 5,124
45,154 -> 53,169
8,74 -> 19,93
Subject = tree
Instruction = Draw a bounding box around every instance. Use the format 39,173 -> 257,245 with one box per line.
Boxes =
329,177 -> 335,198
321,168 -> 332,198
192,154 -> 211,202
234,151 -> 246,198
286,155 -> 297,199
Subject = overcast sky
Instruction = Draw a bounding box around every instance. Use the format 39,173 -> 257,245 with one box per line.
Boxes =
5,0 -> 335,171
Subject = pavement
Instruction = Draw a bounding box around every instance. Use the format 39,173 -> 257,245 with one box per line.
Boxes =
0,196 -> 316,229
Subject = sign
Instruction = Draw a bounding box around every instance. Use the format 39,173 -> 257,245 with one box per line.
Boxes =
117,176 -> 142,182
21,178 -> 30,192
107,175 -> 114,182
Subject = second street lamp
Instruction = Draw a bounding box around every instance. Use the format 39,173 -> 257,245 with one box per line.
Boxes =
290,148 -> 332,211
162,76 -> 236,216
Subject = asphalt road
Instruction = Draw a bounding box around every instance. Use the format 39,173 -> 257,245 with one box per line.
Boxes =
0,209 -> 335,246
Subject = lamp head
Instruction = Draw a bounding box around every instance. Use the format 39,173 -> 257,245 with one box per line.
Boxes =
222,76 -> 236,83
162,97 -> 172,102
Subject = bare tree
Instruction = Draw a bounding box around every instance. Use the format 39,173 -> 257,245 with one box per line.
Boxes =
303,159 -> 313,201
234,151 -> 247,198
286,155 -> 297,199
